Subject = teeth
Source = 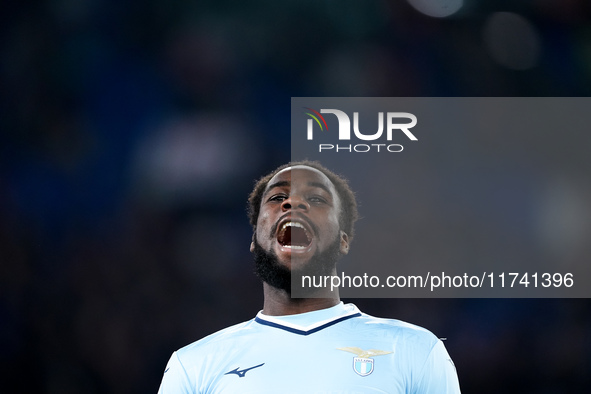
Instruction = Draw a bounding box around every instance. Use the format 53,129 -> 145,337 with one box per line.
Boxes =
281,221 -> 306,231
282,245 -> 307,250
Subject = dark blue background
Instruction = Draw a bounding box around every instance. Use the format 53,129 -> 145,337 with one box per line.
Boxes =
1,1 -> 590,392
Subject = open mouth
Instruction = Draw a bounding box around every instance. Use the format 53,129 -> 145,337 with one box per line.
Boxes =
276,221 -> 312,250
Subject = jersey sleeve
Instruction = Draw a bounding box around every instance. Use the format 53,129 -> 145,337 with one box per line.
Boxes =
158,351 -> 194,394
414,339 -> 461,394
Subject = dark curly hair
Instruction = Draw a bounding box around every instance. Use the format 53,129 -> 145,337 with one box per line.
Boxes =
247,160 -> 358,241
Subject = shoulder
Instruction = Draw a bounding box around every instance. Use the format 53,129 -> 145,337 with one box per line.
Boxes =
348,307 -> 442,352
361,312 -> 437,336
176,318 -> 258,362
159,319 -> 260,393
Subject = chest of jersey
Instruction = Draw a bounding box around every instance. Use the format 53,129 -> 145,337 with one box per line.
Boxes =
193,327 -> 410,393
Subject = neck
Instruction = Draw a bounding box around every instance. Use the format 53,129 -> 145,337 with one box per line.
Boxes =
261,282 -> 340,316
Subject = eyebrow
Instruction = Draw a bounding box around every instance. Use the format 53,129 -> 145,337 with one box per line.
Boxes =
264,180 -> 333,196
265,180 -> 290,192
307,181 -> 332,195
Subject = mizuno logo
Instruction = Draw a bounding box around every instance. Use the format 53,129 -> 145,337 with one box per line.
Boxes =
224,363 -> 265,378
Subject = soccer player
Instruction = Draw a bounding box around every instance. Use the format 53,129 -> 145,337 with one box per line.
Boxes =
159,161 -> 461,393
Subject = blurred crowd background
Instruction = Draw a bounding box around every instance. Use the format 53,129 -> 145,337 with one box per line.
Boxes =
1,0 -> 591,393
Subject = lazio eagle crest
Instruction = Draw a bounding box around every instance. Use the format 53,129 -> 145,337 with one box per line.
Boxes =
338,347 -> 393,377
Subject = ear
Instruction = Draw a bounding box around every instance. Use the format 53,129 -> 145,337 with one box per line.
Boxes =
250,233 -> 255,253
339,231 -> 349,255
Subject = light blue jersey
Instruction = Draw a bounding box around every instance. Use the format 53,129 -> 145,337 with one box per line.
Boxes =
158,303 -> 460,393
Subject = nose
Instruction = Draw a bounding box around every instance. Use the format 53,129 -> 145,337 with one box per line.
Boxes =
281,195 -> 309,212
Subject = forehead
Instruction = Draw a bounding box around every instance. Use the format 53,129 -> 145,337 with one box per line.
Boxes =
265,165 -> 336,194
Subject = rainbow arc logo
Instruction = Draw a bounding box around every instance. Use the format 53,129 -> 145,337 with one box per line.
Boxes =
303,107 -> 329,132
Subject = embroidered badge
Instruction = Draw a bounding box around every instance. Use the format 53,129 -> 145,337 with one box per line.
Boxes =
337,347 -> 393,377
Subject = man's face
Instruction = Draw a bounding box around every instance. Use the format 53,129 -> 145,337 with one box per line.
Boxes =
251,165 -> 349,272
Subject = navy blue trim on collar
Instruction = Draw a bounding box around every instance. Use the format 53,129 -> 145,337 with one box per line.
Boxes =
255,313 -> 361,336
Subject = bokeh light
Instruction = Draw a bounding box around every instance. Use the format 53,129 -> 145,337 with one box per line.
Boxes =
407,0 -> 463,18
484,12 -> 541,70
